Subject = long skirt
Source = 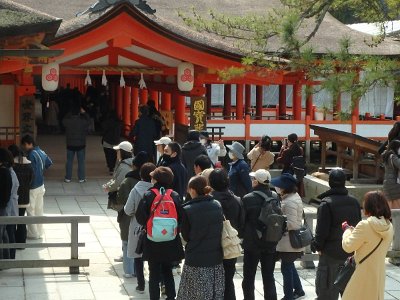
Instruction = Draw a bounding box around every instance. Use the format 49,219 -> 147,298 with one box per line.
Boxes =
177,263 -> 225,300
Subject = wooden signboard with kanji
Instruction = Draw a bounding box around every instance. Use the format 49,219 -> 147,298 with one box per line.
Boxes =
190,96 -> 207,131
20,96 -> 35,138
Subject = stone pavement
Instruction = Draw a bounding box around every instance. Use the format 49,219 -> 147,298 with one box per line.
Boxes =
1,179 -> 400,300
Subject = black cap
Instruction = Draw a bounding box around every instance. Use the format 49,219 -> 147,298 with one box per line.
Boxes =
132,151 -> 149,168
329,168 -> 346,188
187,130 -> 200,141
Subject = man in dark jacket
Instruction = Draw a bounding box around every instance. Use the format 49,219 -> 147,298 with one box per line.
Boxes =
181,130 -> 207,180
136,167 -> 184,300
209,168 -> 244,300
311,168 -> 361,300
241,169 -> 279,300
63,106 -> 90,183
130,105 -> 158,160
161,142 -> 188,201
101,110 -> 122,174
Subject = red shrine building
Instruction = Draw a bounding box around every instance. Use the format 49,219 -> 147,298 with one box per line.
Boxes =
2,0 -> 400,148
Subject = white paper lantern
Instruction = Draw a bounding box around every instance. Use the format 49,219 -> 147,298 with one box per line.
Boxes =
42,63 -> 59,91
177,62 -> 194,91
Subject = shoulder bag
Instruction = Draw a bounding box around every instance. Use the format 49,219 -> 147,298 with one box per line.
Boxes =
334,238 -> 383,293
221,216 -> 242,259
289,210 -> 313,248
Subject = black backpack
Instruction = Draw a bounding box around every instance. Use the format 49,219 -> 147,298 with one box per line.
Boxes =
253,191 -> 287,243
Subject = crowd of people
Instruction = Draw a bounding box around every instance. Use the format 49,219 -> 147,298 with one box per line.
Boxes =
0,117 -> 398,300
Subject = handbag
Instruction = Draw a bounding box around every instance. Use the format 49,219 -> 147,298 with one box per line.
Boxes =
334,238 -> 383,293
289,211 -> 313,248
135,228 -> 146,255
221,217 -> 242,259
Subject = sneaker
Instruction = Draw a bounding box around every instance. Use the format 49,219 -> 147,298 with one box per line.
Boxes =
123,274 -> 133,278
136,286 -> 145,294
293,291 -> 305,299
114,256 -> 123,262
79,179 -> 86,183
160,284 -> 166,296
64,178 -> 71,183
176,265 -> 182,275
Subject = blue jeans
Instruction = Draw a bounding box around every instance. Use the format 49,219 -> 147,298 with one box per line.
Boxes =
281,261 -> 304,300
122,240 -> 135,275
65,148 -> 86,181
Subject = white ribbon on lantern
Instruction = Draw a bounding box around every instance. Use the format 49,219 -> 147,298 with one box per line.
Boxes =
139,73 -> 147,89
101,70 -> 108,86
84,70 -> 92,86
120,71 -> 126,88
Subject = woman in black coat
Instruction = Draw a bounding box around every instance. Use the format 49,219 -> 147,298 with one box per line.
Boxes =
177,175 -> 224,300
136,166 -> 184,300
209,168 -> 243,300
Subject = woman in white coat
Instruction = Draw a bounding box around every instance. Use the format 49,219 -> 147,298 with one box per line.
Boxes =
271,173 -> 305,300
342,191 -> 394,300
124,162 -> 156,294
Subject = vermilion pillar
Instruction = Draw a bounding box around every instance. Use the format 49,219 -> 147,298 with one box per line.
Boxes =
245,84 -> 251,115
116,86 -> 123,118
131,87 -> 139,125
161,92 -> 172,111
293,84 -> 302,120
175,94 -> 187,125
236,84 -> 244,120
279,85 -> 287,119
123,87 -> 131,135
150,90 -> 159,109
256,85 -> 263,120
206,84 -> 212,117
139,88 -> 148,105
223,84 -> 232,120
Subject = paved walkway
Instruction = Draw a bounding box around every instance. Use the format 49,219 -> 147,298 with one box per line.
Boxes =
1,178 -> 400,300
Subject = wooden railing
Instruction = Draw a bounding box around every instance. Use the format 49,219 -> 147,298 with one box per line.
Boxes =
0,215 -> 90,274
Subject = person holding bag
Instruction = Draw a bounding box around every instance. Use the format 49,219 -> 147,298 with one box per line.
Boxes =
136,167 -> 184,300
271,173 -> 305,300
177,175 -> 224,300
209,168 -> 243,300
341,191 -> 393,300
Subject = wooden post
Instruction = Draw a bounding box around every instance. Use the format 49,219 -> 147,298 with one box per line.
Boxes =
123,87 -> 131,135
175,94 -> 187,125
161,92 -> 171,111
223,84 -> 232,120
293,83 -> 302,120
150,90 -> 159,109
131,87 -> 139,125
236,84 -> 244,120
279,85 -> 286,119
321,139 -> 327,171
116,86 -> 123,119
206,84 -> 212,118
256,85 -> 263,120
245,84 -> 251,115
70,221 -> 79,274
139,89 -> 148,105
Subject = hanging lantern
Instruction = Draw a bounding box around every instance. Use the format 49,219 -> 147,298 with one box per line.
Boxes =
84,70 -> 92,86
177,62 -> 194,92
41,63 -> 59,91
120,71 -> 126,88
101,70 -> 108,86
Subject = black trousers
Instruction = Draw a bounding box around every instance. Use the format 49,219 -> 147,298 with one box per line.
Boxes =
315,253 -> 344,300
242,250 -> 277,300
223,258 -> 237,300
148,261 -> 176,300
135,257 -> 145,288
103,147 -> 117,172
15,208 -> 27,244
6,225 -> 16,259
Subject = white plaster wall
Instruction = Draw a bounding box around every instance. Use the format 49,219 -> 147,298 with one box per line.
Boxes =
250,123 -> 305,138
0,85 -> 14,127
